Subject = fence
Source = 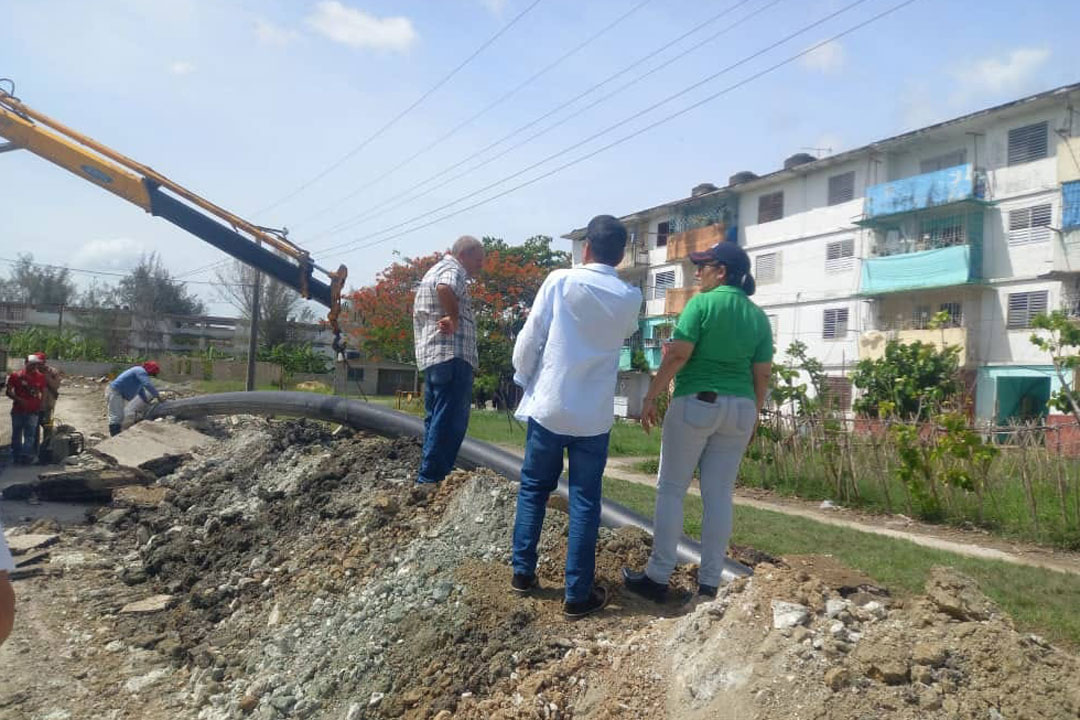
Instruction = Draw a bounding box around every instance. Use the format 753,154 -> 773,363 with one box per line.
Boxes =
741,411 -> 1080,549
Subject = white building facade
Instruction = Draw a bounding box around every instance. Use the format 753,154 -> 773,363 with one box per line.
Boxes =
566,84 -> 1080,424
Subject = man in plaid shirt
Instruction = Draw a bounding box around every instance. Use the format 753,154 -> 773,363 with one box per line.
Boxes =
413,235 -> 485,484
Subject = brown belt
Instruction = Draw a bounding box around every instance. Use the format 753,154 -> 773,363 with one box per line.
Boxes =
696,391 -> 718,403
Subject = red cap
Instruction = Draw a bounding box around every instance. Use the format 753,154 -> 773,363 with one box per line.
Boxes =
143,361 -> 160,376
34,351 -> 47,361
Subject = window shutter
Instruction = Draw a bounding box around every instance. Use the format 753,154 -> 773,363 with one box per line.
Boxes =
652,269 -> 675,299
823,308 -> 849,339
1007,121 -> 1049,165
756,252 -> 779,283
656,221 -> 670,247
1007,291 -> 1049,328
758,192 -> 784,223
827,172 -> 855,205
1008,204 -> 1053,245
825,238 -> 855,273
939,302 -> 963,327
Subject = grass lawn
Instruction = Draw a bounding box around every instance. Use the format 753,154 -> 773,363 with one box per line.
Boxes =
191,379 -> 333,395
602,475 -> 1080,650
369,396 -> 662,457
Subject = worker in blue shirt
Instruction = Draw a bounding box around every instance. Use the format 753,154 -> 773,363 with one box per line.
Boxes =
106,361 -> 161,436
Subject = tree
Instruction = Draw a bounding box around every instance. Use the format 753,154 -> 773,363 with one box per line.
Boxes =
213,260 -> 314,349
346,236 -> 571,406
118,253 -> 205,316
1030,310 -> 1080,424
347,251 -> 442,364
1,254 -> 76,305
851,340 -> 961,420
75,279 -> 129,357
472,236 -> 570,406
118,253 -> 205,353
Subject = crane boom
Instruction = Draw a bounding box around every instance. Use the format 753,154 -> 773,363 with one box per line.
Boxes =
0,80 -> 348,349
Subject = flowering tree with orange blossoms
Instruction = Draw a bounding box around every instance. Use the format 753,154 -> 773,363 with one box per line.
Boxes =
347,237 -> 569,405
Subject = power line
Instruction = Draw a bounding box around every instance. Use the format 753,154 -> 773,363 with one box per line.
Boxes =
321,0 -> 894,259
176,0 -> 772,282
250,0 -> 546,219
304,0 -> 771,242
292,0 -> 656,230
0,256 -> 252,288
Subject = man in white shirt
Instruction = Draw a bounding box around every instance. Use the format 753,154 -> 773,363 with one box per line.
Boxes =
509,215 -> 642,618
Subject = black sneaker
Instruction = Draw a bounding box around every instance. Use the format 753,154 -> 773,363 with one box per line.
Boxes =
563,585 -> 608,619
698,584 -> 718,598
510,573 -> 539,595
621,568 -> 668,602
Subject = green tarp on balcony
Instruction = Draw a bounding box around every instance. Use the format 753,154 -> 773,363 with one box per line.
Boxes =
860,244 -> 972,295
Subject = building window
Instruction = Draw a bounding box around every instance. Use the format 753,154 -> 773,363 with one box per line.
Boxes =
1007,121 -> 1049,166
827,171 -> 855,205
347,367 -> 365,382
939,302 -> 963,327
919,149 -> 967,174
914,305 -> 932,329
1008,204 -> 1053,246
767,314 -> 778,339
823,376 -> 852,411
918,213 -> 966,249
651,269 -> 675,299
654,323 -> 674,342
825,238 -> 855,273
823,307 -> 849,339
757,191 -> 784,224
755,252 -> 779,284
656,221 -> 670,247
1007,290 -> 1049,329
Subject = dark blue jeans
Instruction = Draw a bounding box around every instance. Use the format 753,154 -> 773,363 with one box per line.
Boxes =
418,358 -> 474,484
10,412 -> 39,462
512,418 -> 610,603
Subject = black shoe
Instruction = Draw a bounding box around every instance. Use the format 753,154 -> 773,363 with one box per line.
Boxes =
622,568 -> 668,602
108,423 -> 122,437
698,584 -> 718,598
510,573 -> 538,595
564,585 -> 608,619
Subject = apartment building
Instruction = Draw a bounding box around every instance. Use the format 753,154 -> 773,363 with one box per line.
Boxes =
565,83 -> 1080,424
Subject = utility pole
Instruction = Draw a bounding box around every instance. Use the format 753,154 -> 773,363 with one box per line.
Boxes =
245,263 -> 262,391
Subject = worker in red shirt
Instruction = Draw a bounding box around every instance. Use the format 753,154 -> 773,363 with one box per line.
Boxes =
5,355 -> 47,465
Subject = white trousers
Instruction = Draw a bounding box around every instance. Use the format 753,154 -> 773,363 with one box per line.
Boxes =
105,386 -> 128,427
645,394 -> 756,588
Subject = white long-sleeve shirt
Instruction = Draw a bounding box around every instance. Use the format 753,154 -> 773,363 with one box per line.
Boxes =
513,264 -> 642,437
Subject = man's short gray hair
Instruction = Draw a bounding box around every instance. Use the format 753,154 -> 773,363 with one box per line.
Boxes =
451,235 -> 483,257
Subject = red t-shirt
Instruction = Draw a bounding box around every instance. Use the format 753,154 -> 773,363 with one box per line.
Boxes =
7,369 -> 46,414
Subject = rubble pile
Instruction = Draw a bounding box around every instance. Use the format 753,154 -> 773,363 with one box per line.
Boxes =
2,417 -> 1078,719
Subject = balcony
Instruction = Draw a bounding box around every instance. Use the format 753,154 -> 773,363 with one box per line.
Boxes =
858,326 -> 970,364
861,164 -> 987,223
664,287 -> 696,315
666,223 -> 728,262
617,245 -> 650,273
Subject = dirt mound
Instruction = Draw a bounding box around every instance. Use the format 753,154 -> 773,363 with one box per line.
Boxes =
2,417 -> 1078,720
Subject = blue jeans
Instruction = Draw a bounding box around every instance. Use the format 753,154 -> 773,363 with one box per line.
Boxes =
10,412 -> 39,462
418,358 -> 474,484
512,418 -> 610,603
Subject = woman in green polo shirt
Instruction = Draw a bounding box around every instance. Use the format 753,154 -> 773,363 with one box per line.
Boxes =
623,241 -> 773,600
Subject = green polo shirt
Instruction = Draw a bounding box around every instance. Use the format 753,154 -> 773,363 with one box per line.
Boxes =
671,285 -> 774,400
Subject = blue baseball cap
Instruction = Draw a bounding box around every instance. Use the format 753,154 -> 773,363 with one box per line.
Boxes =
689,241 -> 755,295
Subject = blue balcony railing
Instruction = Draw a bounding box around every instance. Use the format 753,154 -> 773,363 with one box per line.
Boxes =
864,164 -> 985,220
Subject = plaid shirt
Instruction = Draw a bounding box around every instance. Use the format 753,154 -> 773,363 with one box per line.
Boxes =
413,254 -> 478,370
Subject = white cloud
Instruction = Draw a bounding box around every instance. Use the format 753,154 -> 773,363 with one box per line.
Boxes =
168,60 -> 196,76
255,18 -> 300,46
480,0 -> 508,14
952,47 -> 1051,100
305,1 -> 417,52
799,40 -> 844,74
73,238 -> 147,271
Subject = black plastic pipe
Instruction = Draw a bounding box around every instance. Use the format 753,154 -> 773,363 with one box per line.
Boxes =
149,392 -> 751,579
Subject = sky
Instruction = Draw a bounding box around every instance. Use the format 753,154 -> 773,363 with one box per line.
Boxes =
2,0 -> 1079,317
